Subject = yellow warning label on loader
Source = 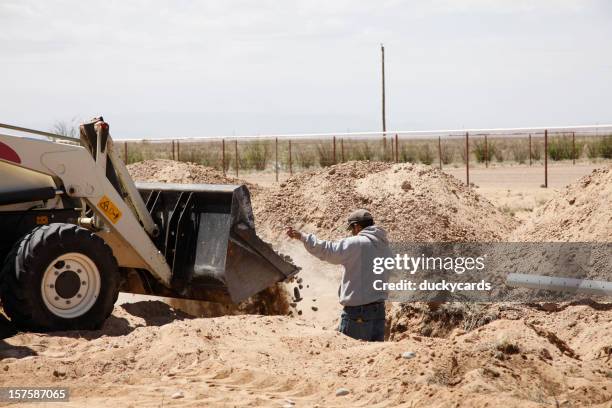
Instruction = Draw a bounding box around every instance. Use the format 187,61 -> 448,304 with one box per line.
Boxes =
97,195 -> 122,224
35,215 -> 49,225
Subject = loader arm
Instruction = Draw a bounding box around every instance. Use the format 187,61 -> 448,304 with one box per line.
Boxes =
78,120 -> 160,238
0,130 -> 173,286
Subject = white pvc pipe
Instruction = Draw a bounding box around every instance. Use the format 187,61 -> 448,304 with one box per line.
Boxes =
116,124 -> 612,142
3,121 -> 612,143
506,273 -> 612,296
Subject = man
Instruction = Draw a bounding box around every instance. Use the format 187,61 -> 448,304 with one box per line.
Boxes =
286,209 -> 391,342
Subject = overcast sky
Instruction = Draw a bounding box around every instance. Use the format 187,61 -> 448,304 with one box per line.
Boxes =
1,0 -> 611,138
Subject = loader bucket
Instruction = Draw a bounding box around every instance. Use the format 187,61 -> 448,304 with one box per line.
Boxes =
136,182 -> 299,303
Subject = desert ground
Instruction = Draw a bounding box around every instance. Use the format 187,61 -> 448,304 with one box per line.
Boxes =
1,160 -> 610,407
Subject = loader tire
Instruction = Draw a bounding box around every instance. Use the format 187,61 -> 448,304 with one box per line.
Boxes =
0,223 -> 119,332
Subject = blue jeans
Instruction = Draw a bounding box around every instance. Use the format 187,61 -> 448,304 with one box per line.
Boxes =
338,302 -> 385,342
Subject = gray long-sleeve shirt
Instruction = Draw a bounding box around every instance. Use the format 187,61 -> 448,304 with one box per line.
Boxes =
300,225 -> 392,306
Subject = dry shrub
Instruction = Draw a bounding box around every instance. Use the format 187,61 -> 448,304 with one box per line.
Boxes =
496,338 -> 520,355
241,140 -> 271,170
417,144 -> 434,165
316,143 -> 336,167
586,135 -> 612,159
472,140 -> 488,163
511,143 -> 529,164
351,141 -> 378,161
295,148 -> 316,169
400,144 -> 417,163
388,302 -> 498,339
531,141 -> 542,161
548,136 -> 581,161
440,143 -> 455,165
180,145 -> 220,168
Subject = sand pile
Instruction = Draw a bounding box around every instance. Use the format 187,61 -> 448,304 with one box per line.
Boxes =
127,159 -> 247,186
512,166 -> 612,242
253,161 -> 517,242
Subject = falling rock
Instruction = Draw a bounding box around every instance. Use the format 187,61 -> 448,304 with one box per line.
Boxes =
401,351 -> 416,359
293,287 -> 301,301
311,306 -> 318,311
336,387 -> 350,397
52,369 -> 66,378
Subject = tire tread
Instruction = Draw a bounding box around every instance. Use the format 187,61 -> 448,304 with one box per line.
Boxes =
0,223 -> 119,331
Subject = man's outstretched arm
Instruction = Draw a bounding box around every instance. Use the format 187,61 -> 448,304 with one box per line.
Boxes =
286,227 -> 357,265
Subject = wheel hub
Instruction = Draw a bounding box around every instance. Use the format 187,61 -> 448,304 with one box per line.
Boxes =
54,270 -> 81,299
41,252 -> 101,319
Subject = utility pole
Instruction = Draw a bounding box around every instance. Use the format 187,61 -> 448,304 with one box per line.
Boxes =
381,44 -> 387,158
381,44 -> 386,134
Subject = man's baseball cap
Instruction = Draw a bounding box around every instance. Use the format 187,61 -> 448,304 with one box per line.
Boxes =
346,209 -> 374,230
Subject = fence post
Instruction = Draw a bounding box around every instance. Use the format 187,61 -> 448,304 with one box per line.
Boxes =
275,137 -> 279,182
572,131 -> 576,165
529,133 -> 532,166
222,139 -> 226,175
288,140 -> 293,175
438,136 -> 442,170
341,138 -> 345,162
176,139 -> 180,161
171,140 -> 175,160
124,141 -> 128,164
484,134 -> 488,168
544,129 -> 548,188
333,136 -> 337,164
465,132 -> 470,186
235,139 -> 239,177
383,136 -> 387,161
395,134 -> 399,163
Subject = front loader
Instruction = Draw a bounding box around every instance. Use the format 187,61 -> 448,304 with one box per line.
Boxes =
0,118 -> 298,331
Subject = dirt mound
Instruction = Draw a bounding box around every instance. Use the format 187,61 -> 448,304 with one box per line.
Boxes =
253,161 -> 517,242
512,165 -> 612,242
127,159 -> 253,187
2,301 -> 611,407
